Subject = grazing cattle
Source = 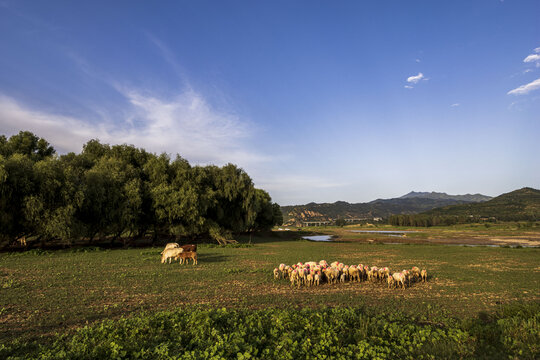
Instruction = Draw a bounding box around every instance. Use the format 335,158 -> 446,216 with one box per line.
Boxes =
177,251 -> 198,265
180,244 -> 197,253
161,248 -> 184,263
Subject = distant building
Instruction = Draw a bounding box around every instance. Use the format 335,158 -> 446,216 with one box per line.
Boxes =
301,221 -> 332,227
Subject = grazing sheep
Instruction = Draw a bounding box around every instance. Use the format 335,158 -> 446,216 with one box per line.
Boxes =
279,263 -> 287,279
382,267 -> 390,280
298,268 -> 307,285
421,269 -> 428,282
290,269 -> 299,288
361,266 -> 368,281
323,267 -> 339,284
378,268 -> 386,281
368,267 -> 379,282
161,242 -> 180,254
348,266 -> 360,282
392,272 -> 406,289
306,273 -> 314,287
314,272 -> 321,286
411,266 -> 421,281
273,260 -> 423,289
161,248 -> 184,263
387,274 -> 395,289
402,269 -> 411,286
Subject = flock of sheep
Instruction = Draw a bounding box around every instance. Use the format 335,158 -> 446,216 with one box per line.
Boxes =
159,243 -> 429,290
160,243 -> 198,265
273,261 -> 428,289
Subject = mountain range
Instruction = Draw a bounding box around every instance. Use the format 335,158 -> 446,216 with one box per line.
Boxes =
420,187 -> 540,220
399,191 -> 492,202
281,191 -> 493,225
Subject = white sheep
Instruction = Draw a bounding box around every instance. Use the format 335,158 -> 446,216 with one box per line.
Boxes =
387,274 -> 395,288
161,247 -> 184,264
392,272 -> 406,289
306,273 -> 314,287
348,266 -> 360,282
161,242 -> 180,254
314,272 -> 321,286
411,266 -> 421,281
421,269 -> 428,282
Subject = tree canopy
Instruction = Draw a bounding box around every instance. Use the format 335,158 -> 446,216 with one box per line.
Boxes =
0,131 -> 282,249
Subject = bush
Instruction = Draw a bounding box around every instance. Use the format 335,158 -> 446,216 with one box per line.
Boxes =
2,304 -> 538,359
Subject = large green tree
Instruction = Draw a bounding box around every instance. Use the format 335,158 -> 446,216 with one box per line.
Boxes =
0,131 -> 282,249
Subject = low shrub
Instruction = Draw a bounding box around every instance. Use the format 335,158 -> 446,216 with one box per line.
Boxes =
2,303 -> 538,359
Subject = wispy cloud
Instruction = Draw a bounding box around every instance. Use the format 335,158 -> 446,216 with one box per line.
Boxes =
523,47 -> 540,67
415,58 -> 421,63
407,72 -> 425,84
524,54 -> 540,63
0,90 -> 269,166
507,78 -> 540,95
450,103 -> 460,107
523,54 -> 540,63
404,85 -> 413,89
144,33 -> 191,88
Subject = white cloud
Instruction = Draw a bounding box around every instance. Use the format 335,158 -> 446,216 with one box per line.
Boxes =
507,78 -> 540,95
524,54 -> 540,63
407,72 -> 425,84
415,58 -> 421,63
404,85 -> 413,89
0,90 -> 269,166
535,47 -> 540,53
450,103 -> 460,107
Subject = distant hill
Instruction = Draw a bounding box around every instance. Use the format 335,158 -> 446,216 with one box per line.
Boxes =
400,191 -> 492,202
420,187 -> 540,220
281,190 -> 491,225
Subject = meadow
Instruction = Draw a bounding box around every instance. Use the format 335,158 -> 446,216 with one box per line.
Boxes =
1,228 -> 539,358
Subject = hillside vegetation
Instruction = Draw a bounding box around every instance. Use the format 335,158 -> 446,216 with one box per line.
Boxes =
389,188 -> 540,226
423,187 -> 540,218
400,191 -> 492,202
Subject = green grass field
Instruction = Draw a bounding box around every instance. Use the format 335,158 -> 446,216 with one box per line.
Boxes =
1,229 -> 539,358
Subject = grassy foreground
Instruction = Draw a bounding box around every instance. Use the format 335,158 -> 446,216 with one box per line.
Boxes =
1,231 -> 539,358
2,305 -> 539,359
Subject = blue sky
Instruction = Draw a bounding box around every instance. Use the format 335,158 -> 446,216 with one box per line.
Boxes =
1,1 -> 539,205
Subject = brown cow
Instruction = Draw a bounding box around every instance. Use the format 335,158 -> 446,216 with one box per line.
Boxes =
176,251 -> 198,265
180,244 -> 197,252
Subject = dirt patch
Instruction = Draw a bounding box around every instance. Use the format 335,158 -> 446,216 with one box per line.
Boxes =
490,237 -> 540,246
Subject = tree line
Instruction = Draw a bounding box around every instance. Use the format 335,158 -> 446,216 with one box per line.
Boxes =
0,131 -> 282,249
387,214 -> 537,227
